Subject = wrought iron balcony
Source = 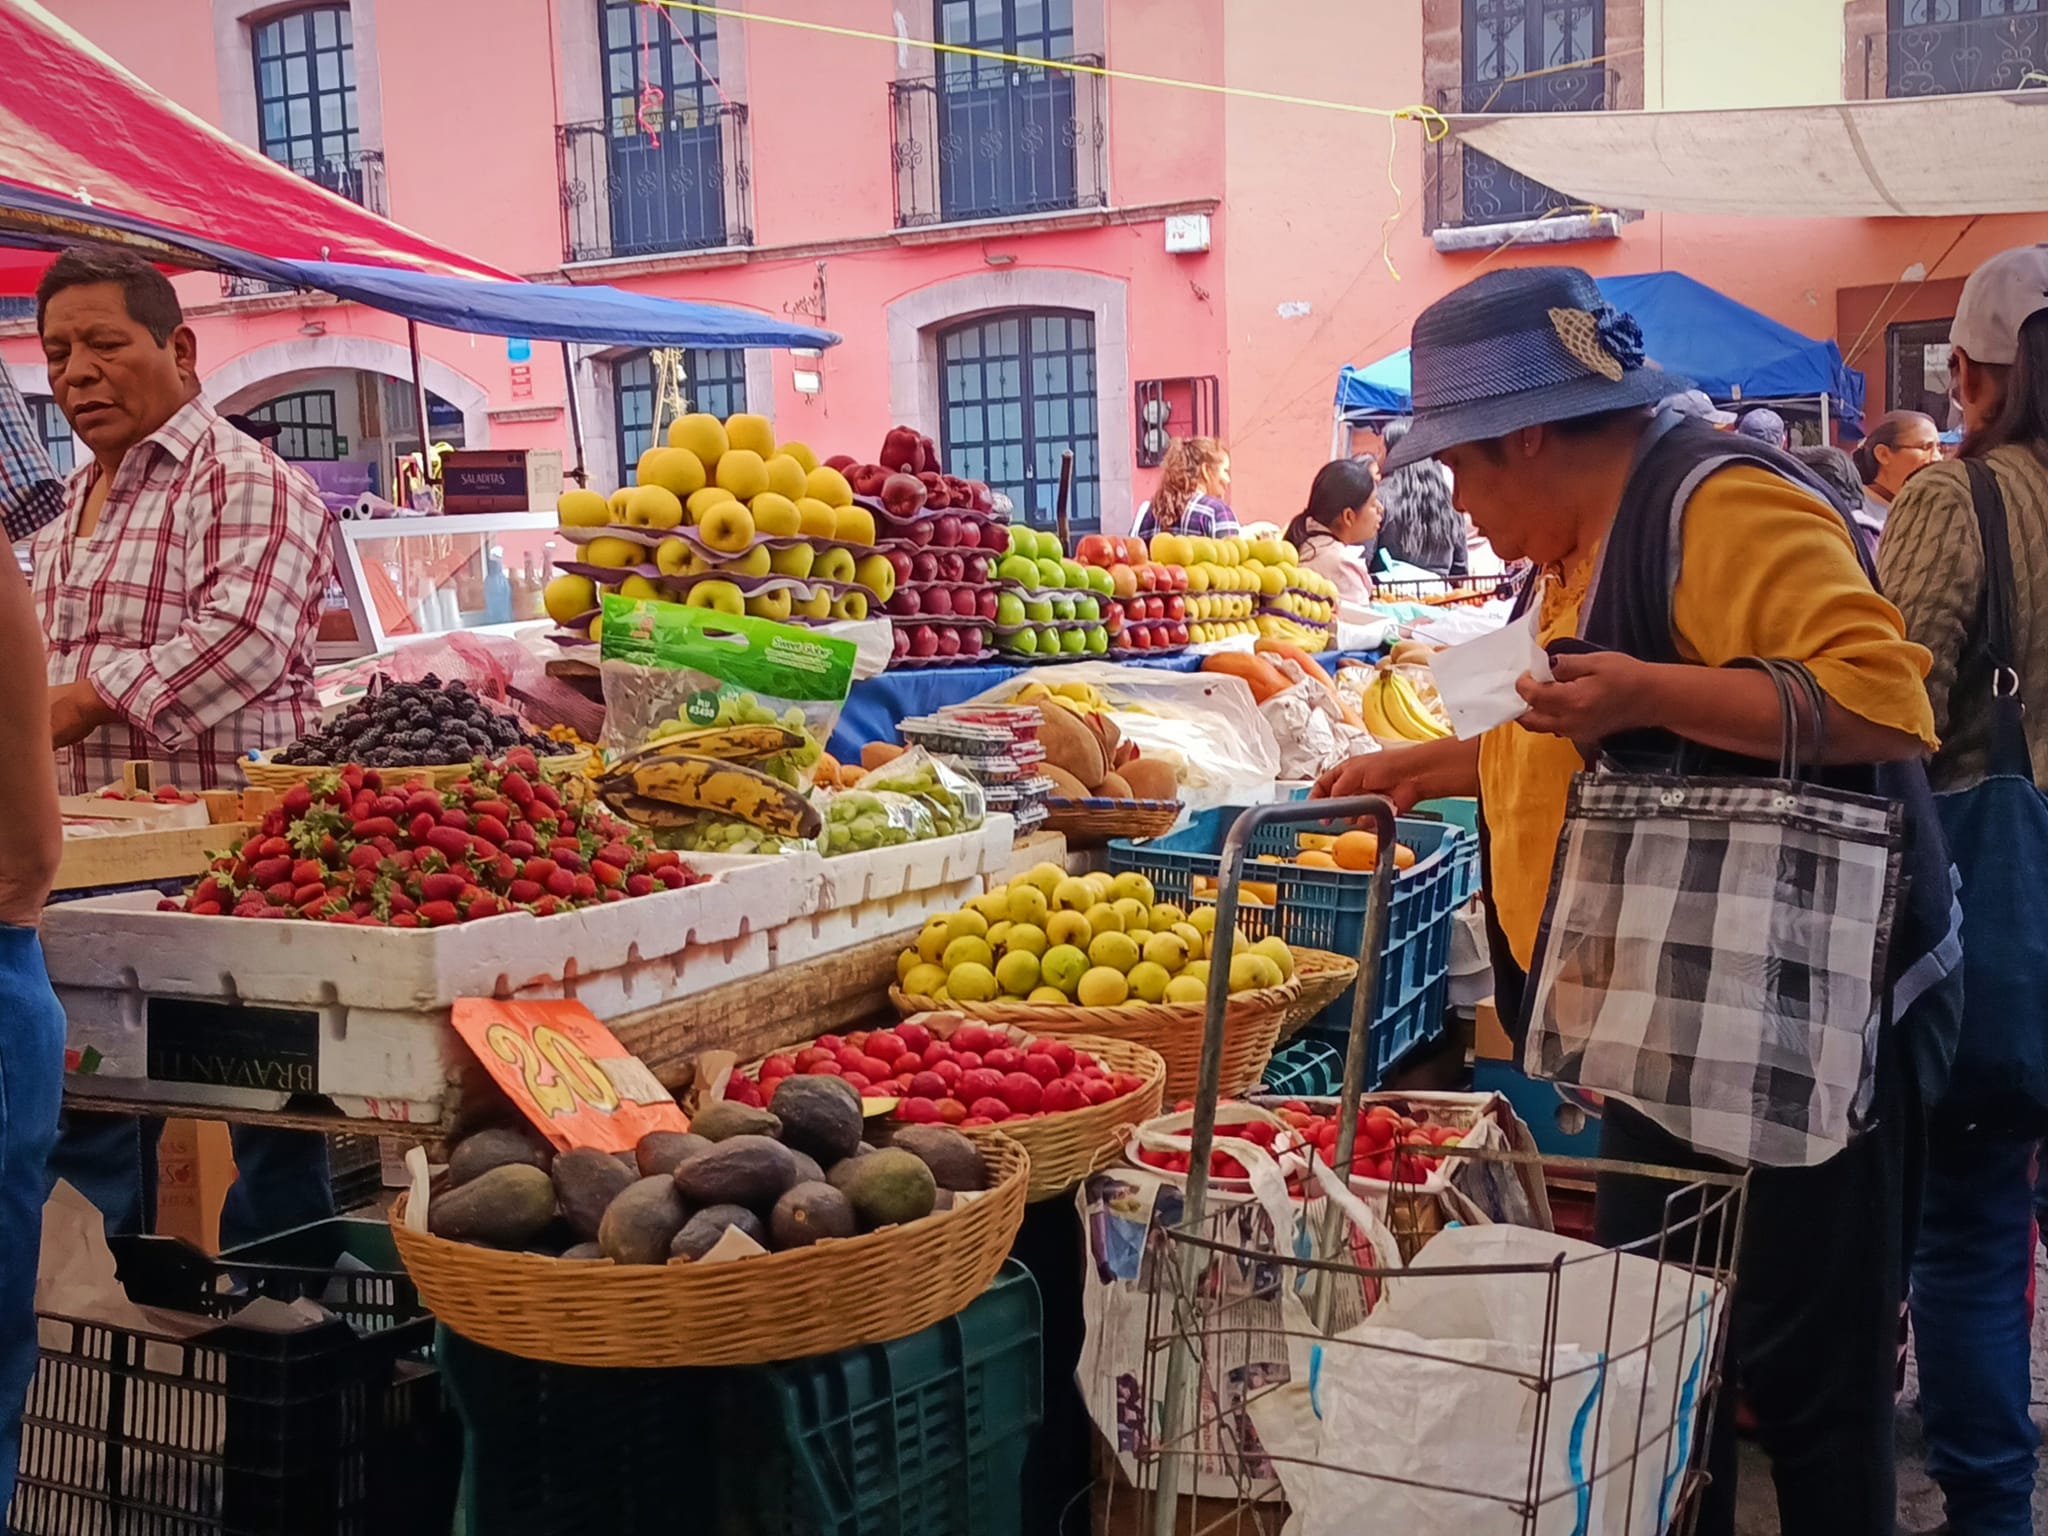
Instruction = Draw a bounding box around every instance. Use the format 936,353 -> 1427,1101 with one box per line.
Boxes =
557,104 -> 752,263
889,54 -> 1107,228
1427,68 -> 1618,232
1871,8 -> 2048,97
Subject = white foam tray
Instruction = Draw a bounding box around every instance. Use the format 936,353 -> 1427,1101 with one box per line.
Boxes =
43,858 -> 804,1126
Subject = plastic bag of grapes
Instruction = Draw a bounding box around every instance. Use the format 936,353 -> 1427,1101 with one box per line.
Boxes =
855,746 -> 986,839
597,596 -> 857,790
652,812 -> 818,858
814,787 -> 935,857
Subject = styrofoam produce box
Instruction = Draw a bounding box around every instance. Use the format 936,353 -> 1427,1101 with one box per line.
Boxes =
769,814 -> 1015,966
42,858 -> 805,1126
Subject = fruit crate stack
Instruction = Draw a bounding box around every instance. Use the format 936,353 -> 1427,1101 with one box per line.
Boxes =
543,409 -> 900,642
1070,532 -> 1190,657
898,707 -> 1053,837
988,524 -> 1118,662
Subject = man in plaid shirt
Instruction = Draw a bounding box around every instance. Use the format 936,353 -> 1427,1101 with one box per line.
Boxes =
30,247 -> 334,1245
0,360 -> 65,545
28,247 -> 328,794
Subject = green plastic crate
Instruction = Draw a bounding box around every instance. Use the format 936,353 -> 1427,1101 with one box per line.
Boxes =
446,1262 -> 1042,1536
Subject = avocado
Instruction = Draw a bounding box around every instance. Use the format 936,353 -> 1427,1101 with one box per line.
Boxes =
788,1148 -> 825,1186
671,1134 -> 801,1213
825,1144 -> 875,1193
692,1099 -> 783,1143
597,1176 -> 689,1264
428,1163 -> 557,1247
444,1126 -> 553,1188
552,1148 -> 638,1240
636,1131 -> 713,1178
769,1076 -> 863,1164
840,1148 -> 938,1231
560,1241 -> 606,1261
671,1204 -> 768,1261
769,1182 -> 857,1250
889,1126 -> 989,1192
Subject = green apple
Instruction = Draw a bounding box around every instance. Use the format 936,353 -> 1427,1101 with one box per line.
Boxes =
1034,529 -> 1063,561
1007,525 -> 1035,557
1006,626 -> 1038,656
997,554 -> 1040,589
1075,595 -> 1100,621
1086,566 -> 1115,597
1037,627 -> 1061,654
995,591 -> 1026,626
1060,559 -> 1087,589
1060,627 -> 1087,654
1023,598 -> 1054,623
1086,626 -> 1109,654
1051,596 -> 1075,620
1035,558 -> 1066,590
685,579 -> 745,615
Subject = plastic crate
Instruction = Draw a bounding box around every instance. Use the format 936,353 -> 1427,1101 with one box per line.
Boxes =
10,1219 -> 458,1536
1261,1037 -> 1344,1098
445,1262 -> 1042,1536
1110,808 -> 1476,1073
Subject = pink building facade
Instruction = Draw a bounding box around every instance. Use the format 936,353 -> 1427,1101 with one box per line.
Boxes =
6,0 -> 2046,536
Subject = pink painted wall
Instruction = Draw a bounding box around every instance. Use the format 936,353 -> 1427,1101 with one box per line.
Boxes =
50,0 -> 220,119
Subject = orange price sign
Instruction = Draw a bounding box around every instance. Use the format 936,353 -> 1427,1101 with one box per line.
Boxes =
451,999 -> 688,1154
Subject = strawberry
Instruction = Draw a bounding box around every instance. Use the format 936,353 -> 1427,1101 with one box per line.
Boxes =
508,879 -> 543,903
418,900 -> 460,926
473,814 -> 510,846
405,790 -> 443,820
469,798 -> 512,823
388,892 -> 417,914
489,854 -> 517,886
439,807 -> 470,832
544,869 -> 576,899
521,858 -> 557,884
467,894 -> 502,920
188,899 -> 222,916
531,895 -> 559,917
350,816 -> 398,841
373,794 -> 406,819
501,774 -> 535,808
600,888 -> 624,902
424,826 -> 472,860
656,865 -> 688,889
566,872 -> 594,901
388,912 -> 420,928
531,782 -> 561,812
192,877 -> 223,907
501,839 -> 535,860
347,845 -> 384,870
421,872 -> 466,903
281,784 -> 313,816
263,880 -> 297,905
352,867 -> 378,896
290,858 -> 324,888
408,812 -> 438,845
259,835 -> 290,859
551,848 -> 585,874
625,873 -> 654,898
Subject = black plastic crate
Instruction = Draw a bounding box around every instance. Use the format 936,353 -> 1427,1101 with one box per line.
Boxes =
9,1219 -> 457,1536
446,1262 -> 1042,1536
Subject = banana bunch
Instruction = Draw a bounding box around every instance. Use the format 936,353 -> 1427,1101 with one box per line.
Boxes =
596,746 -> 822,839
637,723 -> 805,762
1011,679 -> 1108,715
1360,667 -> 1451,743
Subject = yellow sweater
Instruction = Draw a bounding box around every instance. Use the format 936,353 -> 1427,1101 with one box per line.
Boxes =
1481,465 -> 1938,970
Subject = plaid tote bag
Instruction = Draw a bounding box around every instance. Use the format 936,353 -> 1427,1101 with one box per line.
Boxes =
1521,659 -> 1905,1168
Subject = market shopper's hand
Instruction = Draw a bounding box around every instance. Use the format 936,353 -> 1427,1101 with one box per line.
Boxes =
1311,748 -> 1433,812
1516,652 -> 1655,743
49,677 -> 116,749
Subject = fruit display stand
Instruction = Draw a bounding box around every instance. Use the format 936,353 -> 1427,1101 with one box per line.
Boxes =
389,1131 -> 1027,1368
40,856 -> 804,1126
55,793 -> 256,898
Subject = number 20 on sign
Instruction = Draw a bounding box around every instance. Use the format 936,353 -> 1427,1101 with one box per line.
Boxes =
451,999 -> 688,1154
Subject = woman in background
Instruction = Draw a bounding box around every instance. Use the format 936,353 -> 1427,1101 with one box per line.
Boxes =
1285,457 -> 1382,625
1372,419 -> 1469,577
1852,409 -> 1941,547
1134,436 -> 1239,540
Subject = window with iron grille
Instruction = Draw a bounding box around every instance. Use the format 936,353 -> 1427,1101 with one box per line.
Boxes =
246,390 -> 340,461
252,8 -> 376,205
938,310 -> 1099,532
1887,319 -> 1959,426
613,349 -> 748,483
1448,0 -> 1607,227
1888,0 -> 2045,95
26,395 -> 74,475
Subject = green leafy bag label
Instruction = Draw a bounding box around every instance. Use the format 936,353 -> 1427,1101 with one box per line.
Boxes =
599,596 -> 857,704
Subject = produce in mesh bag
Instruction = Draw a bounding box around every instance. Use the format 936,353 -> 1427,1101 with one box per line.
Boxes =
815,787 -> 933,856
855,746 -> 985,837
654,812 -> 813,857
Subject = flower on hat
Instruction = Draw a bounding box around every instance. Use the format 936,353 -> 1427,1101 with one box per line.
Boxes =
1547,303 -> 1646,382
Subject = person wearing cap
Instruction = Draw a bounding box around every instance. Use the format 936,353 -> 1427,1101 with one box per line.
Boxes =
1878,243 -> 2048,1536
1660,387 -> 1737,429
1735,406 -> 1790,449
1313,266 -> 1956,1535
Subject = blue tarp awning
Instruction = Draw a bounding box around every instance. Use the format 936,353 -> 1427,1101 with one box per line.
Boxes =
1336,270 -> 1863,428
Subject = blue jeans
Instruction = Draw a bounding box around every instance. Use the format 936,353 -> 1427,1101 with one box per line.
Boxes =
0,927 -> 68,1518
1912,1128 -> 2041,1536
47,1114 -> 333,1249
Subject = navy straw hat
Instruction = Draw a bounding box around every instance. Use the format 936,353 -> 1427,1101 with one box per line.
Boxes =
1384,266 -> 1685,471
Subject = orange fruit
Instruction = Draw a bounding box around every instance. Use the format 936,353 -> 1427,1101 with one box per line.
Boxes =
1295,850 -> 1339,870
1393,842 -> 1417,871
1332,830 -> 1379,871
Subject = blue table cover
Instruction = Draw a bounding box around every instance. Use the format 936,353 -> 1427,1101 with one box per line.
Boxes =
830,649 -> 1384,757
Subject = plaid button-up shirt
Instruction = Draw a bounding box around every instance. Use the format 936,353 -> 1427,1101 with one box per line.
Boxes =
30,396 -> 330,792
0,360 -> 64,544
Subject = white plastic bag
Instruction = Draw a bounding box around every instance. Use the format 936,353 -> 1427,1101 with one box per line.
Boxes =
1285,1224 -> 1723,1536
1259,677 -> 1378,781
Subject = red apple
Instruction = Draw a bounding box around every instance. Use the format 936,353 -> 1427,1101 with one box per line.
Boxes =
909,624 -> 939,658
1164,593 -> 1185,621
934,514 -> 964,549
887,588 -> 923,617
1167,621 -> 1189,646
1145,595 -> 1165,620
1076,534 -> 1114,568
883,548 -> 915,585
978,520 -> 1009,552
977,589 -> 1000,621
891,626 -> 911,659
922,585 -> 953,616
936,551 -> 965,583
910,550 -> 940,583
962,553 -> 988,583
1108,564 -> 1138,600
880,426 -> 926,474
901,516 -> 934,548
825,454 -> 858,474
1126,626 -> 1153,650
1166,564 -> 1188,592
951,585 -> 977,615
935,626 -> 962,657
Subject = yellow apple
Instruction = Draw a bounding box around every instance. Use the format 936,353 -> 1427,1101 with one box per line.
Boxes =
804,465 -> 852,508
581,535 -> 642,569
746,589 -> 793,621
653,537 -> 691,577
762,454 -> 807,502
750,492 -> 800,538
813,546 -> 856,585
795,589 -> 832,620
769,541 -> 816,579
683,579 -> 744,615
720,545 -> 773,578
686,486 -> 735,524
832,504 -> 877,547
698,499 -> 756,555
636,446 -> 705,499
625,485 -> 684,530
854,553 -> 897,602
556,489 -> 610,528
542,573 -> 595,624
617,574 -> 662,601
795,497 -> 841,540
832,590 -> 869,621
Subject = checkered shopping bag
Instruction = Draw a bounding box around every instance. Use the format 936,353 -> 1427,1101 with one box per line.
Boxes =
1521,666 -> 1905,1168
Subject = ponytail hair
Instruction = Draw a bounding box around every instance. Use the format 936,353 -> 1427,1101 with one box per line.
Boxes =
1285,457 -> 1379,547
1960,310 -> 2048,469
1851,409 -> 1939,484
1150,436 -> 1227,531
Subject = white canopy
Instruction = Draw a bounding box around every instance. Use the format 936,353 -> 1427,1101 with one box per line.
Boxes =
1451,91 -> 2048,218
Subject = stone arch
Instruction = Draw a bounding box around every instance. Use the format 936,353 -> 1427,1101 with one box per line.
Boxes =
886,268 -> 1132,532
200,334 -> 492,445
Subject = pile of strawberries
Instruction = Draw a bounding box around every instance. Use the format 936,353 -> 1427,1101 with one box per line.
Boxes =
1134,1097 -> 1469,1186
162,748 -> 699,926
735,1020 -> 1150,1127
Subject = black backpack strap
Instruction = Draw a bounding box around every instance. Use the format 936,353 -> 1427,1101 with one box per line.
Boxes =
1963,459 -> 2032,779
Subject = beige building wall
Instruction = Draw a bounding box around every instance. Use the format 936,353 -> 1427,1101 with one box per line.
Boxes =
1643,0 -> 1847,109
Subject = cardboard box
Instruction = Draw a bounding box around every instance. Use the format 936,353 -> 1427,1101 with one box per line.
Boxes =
1473,996 -> 1513,1061
439,448 -> 564,513
155,1119 -> 235,1253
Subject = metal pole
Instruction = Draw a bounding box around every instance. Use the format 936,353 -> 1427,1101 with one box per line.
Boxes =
1819,391 -> 1831,447
1148,793 -> 1399,1534
561,342 -> 589,487
1054,449 -> 1074,549
406,319 -> 434,502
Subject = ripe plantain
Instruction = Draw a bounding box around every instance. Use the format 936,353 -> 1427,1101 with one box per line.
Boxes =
628,724 -> 804,766
598,750 -> 822,839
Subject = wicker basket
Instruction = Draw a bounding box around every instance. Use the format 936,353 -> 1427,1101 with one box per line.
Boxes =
241,750 -> 589,792
389,1133 -> 1028,1368
1040,798 -> 1181,846
1274,947 -> 1360,1045
889,979 -> 1296,1100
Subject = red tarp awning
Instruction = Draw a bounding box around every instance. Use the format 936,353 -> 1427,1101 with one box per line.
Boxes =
0,0 -> 515,296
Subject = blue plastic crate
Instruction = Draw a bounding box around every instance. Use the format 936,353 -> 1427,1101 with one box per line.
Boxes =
1111,808 -> 1475,1079
445,1263 -> 1042,1536
1472,1059 -> 1603,1157
1260,1038 -> 1345,1097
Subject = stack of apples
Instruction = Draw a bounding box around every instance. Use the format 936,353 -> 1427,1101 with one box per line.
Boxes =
1072,533 -> 1189,656
540,411 -> 896,639
990,524 -> 1115,661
